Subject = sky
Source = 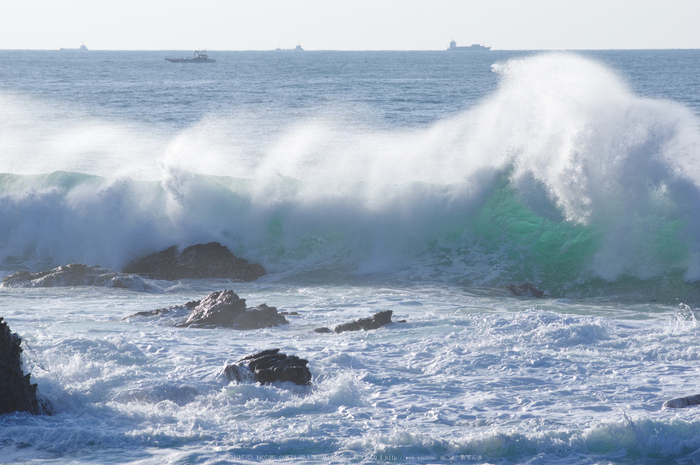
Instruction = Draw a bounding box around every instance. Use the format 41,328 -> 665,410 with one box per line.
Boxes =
2,0 -> 699,51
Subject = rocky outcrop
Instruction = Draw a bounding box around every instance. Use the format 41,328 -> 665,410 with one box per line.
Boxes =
223,349 -> 311,386
125,290 -> 288,330
0,318 -> 48,415
180,290 -> 287,329
1,264 -> 153,291
123,242 -> 265,281
663,394 -> 700,409
507,283 -> 545,298
314,310 -> 400,334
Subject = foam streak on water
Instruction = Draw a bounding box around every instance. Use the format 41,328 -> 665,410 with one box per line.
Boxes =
2,284 -> 700,464
1,50 -> 700,463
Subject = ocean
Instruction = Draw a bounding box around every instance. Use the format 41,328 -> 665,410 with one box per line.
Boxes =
1,48 -> 700,464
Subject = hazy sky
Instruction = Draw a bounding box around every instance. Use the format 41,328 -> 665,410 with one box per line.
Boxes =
2,0 -> 699,51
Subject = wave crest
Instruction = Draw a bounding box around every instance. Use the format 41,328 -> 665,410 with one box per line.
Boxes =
1,53 -> 700,292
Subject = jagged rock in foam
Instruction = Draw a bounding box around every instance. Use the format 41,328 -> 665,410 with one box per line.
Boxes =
123,242 -> 265,281
0,317 -> 49,415
507,283 -> 545,298
313,310 -> 399,334
180,290 -> 287,329
663,394 -> 700,409
1,263 -> 153,291
125,290 -> 288,330
223,349 -> 311,386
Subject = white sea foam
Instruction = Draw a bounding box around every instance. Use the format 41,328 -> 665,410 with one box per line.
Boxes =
1,53 -> 699,288
3,283 -> 700,463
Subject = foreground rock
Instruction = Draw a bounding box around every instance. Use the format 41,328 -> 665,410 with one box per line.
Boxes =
314,310 -> 400,334
223,349 -> 311,385
126,290 -> 289,330
507,283 -> 545,298
123,242 -> 265,281
663,394 -> 700,409
0,317 -> 48,415
1,264 -> 153,291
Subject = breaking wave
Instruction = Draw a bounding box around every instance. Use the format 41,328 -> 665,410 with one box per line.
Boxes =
1,53 -> 700,296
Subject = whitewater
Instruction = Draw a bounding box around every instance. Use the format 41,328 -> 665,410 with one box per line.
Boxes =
1,49 -> 700,464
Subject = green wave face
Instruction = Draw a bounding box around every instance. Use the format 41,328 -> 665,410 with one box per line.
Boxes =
0,168 -> 697,302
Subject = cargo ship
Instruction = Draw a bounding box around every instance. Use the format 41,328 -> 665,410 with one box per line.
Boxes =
447,40 -> 490,51
60,45 -> 88,51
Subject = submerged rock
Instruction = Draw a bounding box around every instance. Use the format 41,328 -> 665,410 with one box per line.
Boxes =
1,263 -> 153,291
0,317 -> 48,415
314,310 -> 399,334
663,394 -> 700,409
125,290 -> 288,330
223,349 -> 311,386
507,283 -> 545,298
123,242 -> 265,281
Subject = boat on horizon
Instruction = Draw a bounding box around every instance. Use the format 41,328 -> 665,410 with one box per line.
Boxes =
275,45 -> 304,51
447,40 -> 490,51
60,45 -> 88,51
165,50 -> 215,63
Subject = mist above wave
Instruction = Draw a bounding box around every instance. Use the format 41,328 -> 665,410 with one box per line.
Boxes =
1,53 -> 699,290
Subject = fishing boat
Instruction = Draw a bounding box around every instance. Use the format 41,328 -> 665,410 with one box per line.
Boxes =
165,50 -> 215,63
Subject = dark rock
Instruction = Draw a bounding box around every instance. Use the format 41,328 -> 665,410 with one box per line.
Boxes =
124,290 -> 288,330
178,290 -> 288,329
180,290 -> 246,327
126,298 -> 201,319
1,264 -> 152,291
663,394 -> 700,409
507,283 -> 545,298
334,310 -> 394,333
125,305 -> 187,319
279,311 -> 299,316
314,310 -> 397,334
0,318 -> 48,415
231,303 -> 288,330
123,242 -> 265,281
223,349 -> 311,386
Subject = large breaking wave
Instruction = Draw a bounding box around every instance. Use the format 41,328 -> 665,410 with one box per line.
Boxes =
1,53 -> 699,294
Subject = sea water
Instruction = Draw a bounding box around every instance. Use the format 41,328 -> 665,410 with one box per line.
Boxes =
1,49 -> 700,464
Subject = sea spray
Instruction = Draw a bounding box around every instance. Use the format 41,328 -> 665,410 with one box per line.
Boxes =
0,53 -> 699,295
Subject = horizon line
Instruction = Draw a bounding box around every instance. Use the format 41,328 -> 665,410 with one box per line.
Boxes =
2,47 -> 700,52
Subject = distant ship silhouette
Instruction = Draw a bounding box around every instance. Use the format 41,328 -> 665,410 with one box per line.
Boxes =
165,50 -> 215,63
60,44 -> 88,51
275,45 -> 304,51
447,40 -> 490,51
